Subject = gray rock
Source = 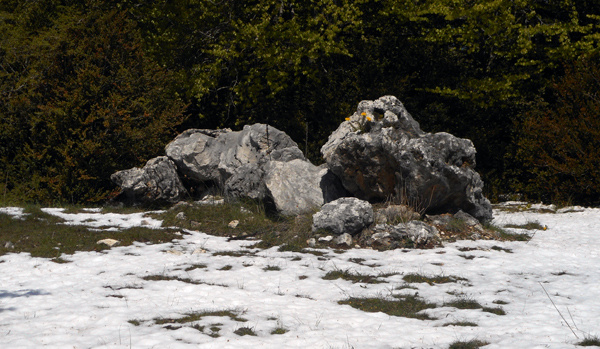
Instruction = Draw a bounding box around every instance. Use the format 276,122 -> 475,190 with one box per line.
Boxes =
224,163 -> 267,200
264,159 -> 325,215
453,210 -> 484,232
264,160 -> 348,215
165,124 -> 304,186
335,233 -> 353,246
321,95 -> 492,222
427,210 -> 484,234
312,197 -> 374,235
165,123 -> 336,215
111,156 -> 187,205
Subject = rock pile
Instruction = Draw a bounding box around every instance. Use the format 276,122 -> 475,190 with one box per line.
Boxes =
111,96 -> 494,249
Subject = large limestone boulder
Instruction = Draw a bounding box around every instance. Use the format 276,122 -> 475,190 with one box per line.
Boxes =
110,156 -> 187,205
312,197 -> 374,235
321,95 -> 492,222
164,123 -> 346,215
165,124 -> 305,186
264,160 -> 348,215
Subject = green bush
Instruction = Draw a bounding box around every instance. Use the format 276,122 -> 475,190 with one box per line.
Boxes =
515,54 -> 600,206
0,4 -> 185,204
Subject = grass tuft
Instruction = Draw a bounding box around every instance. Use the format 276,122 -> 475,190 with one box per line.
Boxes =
234,326 -> 257,336
443,321 -> 478,327
448,339 -> 489,349
445,297 -> 506,315
402,273 -> 469,285
271,327 -> 288,335
504,220 -> 545,230
323,269 -> 397,284
154,310 -> 247,325
578,335 -> 600,346
339,295 -> 437,320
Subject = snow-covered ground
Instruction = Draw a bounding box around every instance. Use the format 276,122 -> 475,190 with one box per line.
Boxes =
1,204 -> 599,348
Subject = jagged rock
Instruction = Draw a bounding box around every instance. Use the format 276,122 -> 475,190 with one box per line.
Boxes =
312,197 -> 374,235
164,123 -> 345,215
164,123 -> 346,215
321,95 -> 492,222
165,124 -> 304,186
110,156 -> 187,205
364,221 -> 441,249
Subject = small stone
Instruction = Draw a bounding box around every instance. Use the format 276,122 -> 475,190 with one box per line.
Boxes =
307,238 -> 317,247
335,233 -> 353,246
175,212 -> 186,220
4,241 -> 14,249
192,248 -> 207,254
318,236 -> 334,242
97,239 -> 120,247
228,220 -> 239,228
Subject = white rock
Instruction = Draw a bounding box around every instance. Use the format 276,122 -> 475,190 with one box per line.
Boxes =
96,239 -> 120,247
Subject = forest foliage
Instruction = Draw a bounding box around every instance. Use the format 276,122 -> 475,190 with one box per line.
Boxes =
1,0 -> 599,205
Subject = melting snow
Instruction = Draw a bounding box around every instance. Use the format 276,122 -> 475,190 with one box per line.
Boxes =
1,205 -> 599,348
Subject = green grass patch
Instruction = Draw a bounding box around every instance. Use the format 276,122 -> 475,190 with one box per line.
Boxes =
213,250 -> 255,257
402,273 -> 469,285
157,198 -> 314,251
339,295 -> 437,320
445,297 -> 505,315
498,231 -> 531,241
446,217 -> 469,233
271,327 -> 288,335
142,275 -> 202,284
234,326 -> 257,336
482,306 -> 506,315
445,298 -> 483,310
184,263 -> 208,271
141,274 -> 227,287
0,205 -> 181,258
263,265 -> 281,271
323,269 -> 397,284
448,339 -> 489,349
128,319 -> 142,326
154,310 -> 247,325
491,246 -> 513,253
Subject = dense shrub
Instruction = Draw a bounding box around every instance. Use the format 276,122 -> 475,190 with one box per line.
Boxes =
515,54 -> 600,205
0,5 -> 185,203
